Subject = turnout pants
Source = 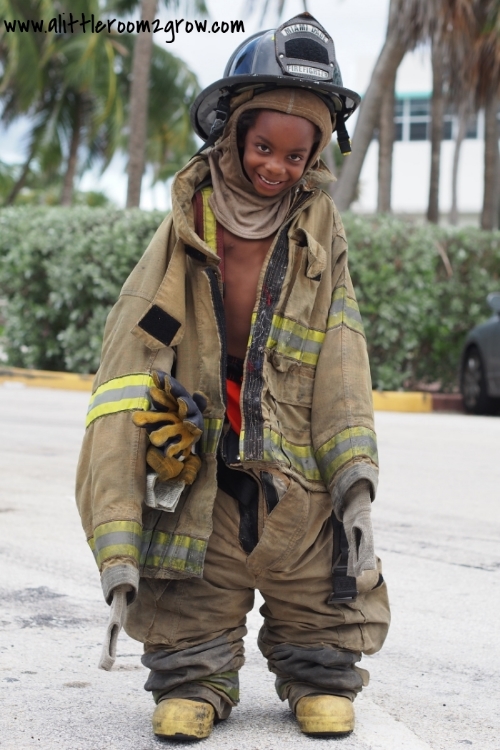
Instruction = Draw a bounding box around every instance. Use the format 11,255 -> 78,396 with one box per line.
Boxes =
125,466 -> 390,719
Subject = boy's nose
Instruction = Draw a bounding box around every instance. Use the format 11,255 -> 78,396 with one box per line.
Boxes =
266,158 -> 286,176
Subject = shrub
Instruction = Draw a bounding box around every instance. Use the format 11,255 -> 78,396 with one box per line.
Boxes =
0,207 -> 499,390
0,207 -> 164,372
344,214 -> 500,390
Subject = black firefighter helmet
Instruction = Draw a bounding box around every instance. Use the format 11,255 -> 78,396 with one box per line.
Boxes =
190,12 -> 361,155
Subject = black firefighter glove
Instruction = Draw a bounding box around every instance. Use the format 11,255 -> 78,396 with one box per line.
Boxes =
341,479 -> 376,578
132,370 -> 207,485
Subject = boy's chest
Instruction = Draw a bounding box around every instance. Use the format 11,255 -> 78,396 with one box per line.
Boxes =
222,227 -> 276,358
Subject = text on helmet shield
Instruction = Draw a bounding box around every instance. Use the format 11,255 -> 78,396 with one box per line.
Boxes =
281,23 -> 329,44
287,64 -> 330,79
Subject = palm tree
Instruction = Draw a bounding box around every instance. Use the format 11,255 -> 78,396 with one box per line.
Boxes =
427,35 -> 446,224
1,0 -> 127,205
115,33 -> 199,190
334,0 -> 479,215
473,1 -> 500,230
333,0 -> 409,212
106,0 -> 207,208
376,85 -> 396,213
0,0 -> 56,202
449,100 -> 470,225
48,15 -> 127,204
0,0 -> 52,109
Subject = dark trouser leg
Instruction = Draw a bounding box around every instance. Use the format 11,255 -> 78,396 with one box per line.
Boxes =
143,634 -> 243,720
252,484 -> 390,711
125,488 -> 256,719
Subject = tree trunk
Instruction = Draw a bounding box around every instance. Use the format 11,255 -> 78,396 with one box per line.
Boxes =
481,95 -> 499,231
427,39 -> 445,224
333,0 -> 406,212
377,84 -> 396,213
449,102 -> 468,226
61,95 -> 83,207
4,147 -> 35,205
126,0 -> 158,209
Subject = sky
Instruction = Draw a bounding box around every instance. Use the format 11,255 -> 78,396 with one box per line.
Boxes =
1,0 -> 394,209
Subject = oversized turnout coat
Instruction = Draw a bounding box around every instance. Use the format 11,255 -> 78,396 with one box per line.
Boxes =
75,155 -> 378,603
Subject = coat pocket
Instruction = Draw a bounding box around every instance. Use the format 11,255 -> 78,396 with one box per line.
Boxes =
266,350 -> 315,407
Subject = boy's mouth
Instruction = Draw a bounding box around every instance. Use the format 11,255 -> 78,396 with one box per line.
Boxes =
258,174 -> 283,187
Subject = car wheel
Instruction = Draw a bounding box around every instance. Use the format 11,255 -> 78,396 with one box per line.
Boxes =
461,346 -> 495,414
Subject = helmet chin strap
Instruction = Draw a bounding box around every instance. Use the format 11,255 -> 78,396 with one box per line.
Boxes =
194,94 -> 232,156
336,111 -> 352,156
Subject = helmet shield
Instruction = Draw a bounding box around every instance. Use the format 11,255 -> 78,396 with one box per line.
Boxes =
274,15 -> 340,84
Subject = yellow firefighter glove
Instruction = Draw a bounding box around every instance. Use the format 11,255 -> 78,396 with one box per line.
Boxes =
132,370 -> 206,459
132,409 -> 201,458
145,447 -> 201,485
132,371 -> 206,485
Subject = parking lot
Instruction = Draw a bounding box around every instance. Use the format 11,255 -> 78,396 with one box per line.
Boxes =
0,384 -> 499,750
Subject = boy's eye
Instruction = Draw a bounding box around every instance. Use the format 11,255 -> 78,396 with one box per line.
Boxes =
289,154 -> 303,162
256,143 -> 270,153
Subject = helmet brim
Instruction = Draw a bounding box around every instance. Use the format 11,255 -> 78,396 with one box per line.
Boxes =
190,75 -> 361,141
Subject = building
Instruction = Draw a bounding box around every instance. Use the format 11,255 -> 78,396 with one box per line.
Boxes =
351,50 -> 491,223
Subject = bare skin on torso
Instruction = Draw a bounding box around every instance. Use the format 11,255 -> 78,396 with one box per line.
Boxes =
223,227 -> 276,360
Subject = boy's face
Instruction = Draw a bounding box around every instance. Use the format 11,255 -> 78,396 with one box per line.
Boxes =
242,110 -> 317,196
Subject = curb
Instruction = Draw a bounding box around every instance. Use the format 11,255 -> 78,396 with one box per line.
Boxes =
372,391 -> 464,413
0,366 -> 464,413
0,366 -> 94,392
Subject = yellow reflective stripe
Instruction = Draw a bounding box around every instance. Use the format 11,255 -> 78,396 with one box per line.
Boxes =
241,428 -> 322,482
88,520 -> 142,567
241,425 -> 378,485
89,373 -> 153,400
316,426 -> 378,486
249,312 -> 325,366
140,529 -> 207,576
267,314 -> 325,366
86,373 -> 154,428
200,417 -> 223,454
327,287 -> 365,336
272,430 -> 322,481
201,186 -> 217,252
86,397 -> 150,428
97,544 -> 140,566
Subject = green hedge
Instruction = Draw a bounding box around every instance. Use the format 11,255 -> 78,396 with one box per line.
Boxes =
345,215 -> 500,390
0,207 -> 499,390
0,207 -> 163,373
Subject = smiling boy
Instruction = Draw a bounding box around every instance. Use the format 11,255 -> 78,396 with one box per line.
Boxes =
223,110 -> 318,361
76,13 -> 390,742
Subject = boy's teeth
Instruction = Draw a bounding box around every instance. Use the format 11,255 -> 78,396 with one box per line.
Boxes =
261,175 -> 280,185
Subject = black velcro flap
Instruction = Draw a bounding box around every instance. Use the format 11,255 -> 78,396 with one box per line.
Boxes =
138,304 -> 181,347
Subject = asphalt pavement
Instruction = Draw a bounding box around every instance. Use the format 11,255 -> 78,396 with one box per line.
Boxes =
0,384 -> 499,750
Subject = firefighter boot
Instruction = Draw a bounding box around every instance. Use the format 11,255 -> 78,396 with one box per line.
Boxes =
295,695 -> 355,736
152,698 -> 215,741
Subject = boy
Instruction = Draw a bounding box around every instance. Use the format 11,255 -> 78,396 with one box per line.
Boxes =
76,12 -> 390,742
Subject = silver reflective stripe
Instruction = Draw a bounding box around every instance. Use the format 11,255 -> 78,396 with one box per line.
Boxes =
316,428 -> 378,485
88,384 -> 151,412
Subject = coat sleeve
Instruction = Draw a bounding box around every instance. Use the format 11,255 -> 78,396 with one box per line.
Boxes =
311,214 -> 378,517
75,215 -> 178,603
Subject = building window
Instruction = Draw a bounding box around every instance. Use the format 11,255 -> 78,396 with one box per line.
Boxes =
409,121 -> 428,140
393,96 -> 479,141
409,98 -> 430,140
394,97 -> 432,141
465,115 -> 478,139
